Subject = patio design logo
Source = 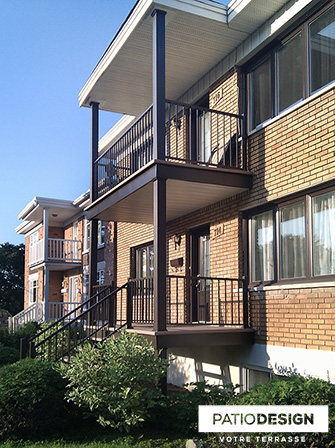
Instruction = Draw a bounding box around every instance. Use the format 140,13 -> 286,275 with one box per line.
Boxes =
198,405 -> 328,433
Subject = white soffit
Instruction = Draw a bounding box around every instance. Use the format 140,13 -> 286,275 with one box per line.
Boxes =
79,0 -> 292,117
79,0 -> 278,116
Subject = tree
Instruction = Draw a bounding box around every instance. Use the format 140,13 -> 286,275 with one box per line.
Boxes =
0,243 -> 24,315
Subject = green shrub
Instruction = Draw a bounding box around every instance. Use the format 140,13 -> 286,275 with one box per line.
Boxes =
0,322 -> 40,350
60,330 -> 168,432
207,375 -> 335,448
0,358 -> 68,438
157,381 -> 237,434
0,344 -> 19,366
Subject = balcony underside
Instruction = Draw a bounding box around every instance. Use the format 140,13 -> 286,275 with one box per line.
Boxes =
128,325 -> 255,349
87,160 -> 252,223
30,261 -> 82,272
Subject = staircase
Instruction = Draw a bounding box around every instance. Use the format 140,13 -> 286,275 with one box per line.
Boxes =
23,283 -> 130,362
9,303 -> 44,332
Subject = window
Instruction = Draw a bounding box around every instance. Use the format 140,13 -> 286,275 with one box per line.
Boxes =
312,191 -> 335,276
30,231 -> 38,246
83,219 -> 90,252
97,261 -> 106,285
250,211 -> 274,282
198,111 -> 211,163
133,243 -> 154,278
280,202 -> 306,279
249,57 -> 272,129
249,188 -> 335,284
29,274 -> 38,304
247,4 -> 335,130
310,6 -> 335,93
242,366 -> 272,392
97,220 -> 105,247
277,32 -> 303,113
97,269 -> 105,285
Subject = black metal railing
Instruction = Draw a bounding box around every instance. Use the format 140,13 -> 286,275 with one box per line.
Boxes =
128,275 -> 249,327
167,275 -> 248,326
23,284 -> 128,362
96,106 -> 153,198
94,101 -> 246,199
165,100 -> 245,170
23,275 -> 249,361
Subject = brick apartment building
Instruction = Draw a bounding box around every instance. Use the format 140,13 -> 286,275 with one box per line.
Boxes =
13,194 -> 115,331
17,0 -> 335,390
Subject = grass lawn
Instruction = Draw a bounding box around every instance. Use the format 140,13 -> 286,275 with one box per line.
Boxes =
0,425 -> 190,448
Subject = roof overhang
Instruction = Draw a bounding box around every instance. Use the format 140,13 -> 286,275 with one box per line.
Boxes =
16,197 -> 85,235
79,0 -> 289,117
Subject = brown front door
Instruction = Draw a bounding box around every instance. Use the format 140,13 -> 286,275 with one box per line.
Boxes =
191,226 -> 210,323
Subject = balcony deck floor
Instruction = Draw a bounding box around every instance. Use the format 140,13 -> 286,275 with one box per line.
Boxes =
126,324 -> 255,349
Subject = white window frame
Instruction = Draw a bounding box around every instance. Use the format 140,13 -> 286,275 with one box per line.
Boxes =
97,220 -> 105,248
28,273 -> 39,305
83,218 -> 90,253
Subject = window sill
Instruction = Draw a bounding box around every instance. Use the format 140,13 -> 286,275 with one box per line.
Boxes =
249,280 -> 335,292
97,244 -> 105,249
82,249 -> 90,255
248,80 -> 335,137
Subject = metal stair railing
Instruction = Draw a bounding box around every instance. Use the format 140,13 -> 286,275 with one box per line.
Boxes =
22,283 -> 129,362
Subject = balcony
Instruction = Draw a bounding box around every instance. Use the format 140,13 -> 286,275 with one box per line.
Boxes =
29,238 -> 81,269
89,101 -> 252,224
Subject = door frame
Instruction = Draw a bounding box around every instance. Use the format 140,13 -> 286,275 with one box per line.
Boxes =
190,225 -> 210,323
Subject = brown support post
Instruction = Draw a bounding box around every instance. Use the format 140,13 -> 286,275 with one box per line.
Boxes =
90,101 -> 99,203
126,279 -> 133,329
242,276 -> 249,328
152,9 -> 166,161
155,348 -> 168,395
153,178 -> 167,332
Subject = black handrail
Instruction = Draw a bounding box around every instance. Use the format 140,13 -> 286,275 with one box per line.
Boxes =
26,283 -> 128,362
29,285 -> 112,344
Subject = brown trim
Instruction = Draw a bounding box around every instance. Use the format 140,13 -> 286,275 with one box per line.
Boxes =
129,327 -> 255,349
247,186 -> 335,287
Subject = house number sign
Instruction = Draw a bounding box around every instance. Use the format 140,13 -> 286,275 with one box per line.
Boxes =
212,225 -> 224,240
210,88 -> 223,108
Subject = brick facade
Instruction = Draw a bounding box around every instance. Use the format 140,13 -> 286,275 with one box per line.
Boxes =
113,67 -> 335,353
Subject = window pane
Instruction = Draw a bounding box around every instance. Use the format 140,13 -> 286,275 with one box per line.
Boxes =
198,112 -> 211,163
148,246 -> 154,277
249,58 -> 272,129
280,202 -> 306,279
310,6 -> 335,93
136,248 -> 147,278
312,191 -> 335,276
277,33 -> 303,112
251,211 -> 274,282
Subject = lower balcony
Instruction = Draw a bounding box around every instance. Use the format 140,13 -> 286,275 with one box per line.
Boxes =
125,275 -> 255,348
29,238 -> 82,270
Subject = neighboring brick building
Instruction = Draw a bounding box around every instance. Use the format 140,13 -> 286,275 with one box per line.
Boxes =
78,0 -> 335,389
13,194 -> 115,330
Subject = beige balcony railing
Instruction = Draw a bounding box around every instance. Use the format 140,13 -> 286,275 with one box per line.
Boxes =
29,238 -> 81,265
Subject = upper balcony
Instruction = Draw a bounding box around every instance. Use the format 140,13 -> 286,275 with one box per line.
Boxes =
96,100 -> 247,196
78,0 -> 302,223
88,99 -> 252,223
29,238 -> 82,270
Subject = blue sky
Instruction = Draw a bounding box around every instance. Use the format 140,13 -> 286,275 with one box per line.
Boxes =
0,0 -> 135,245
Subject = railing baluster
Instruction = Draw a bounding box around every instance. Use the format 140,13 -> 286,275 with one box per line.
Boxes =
235,118 -> 238,168
229,116 -> 232,167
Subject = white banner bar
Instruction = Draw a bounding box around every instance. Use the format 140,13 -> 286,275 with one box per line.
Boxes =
198,405 -> 328,433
